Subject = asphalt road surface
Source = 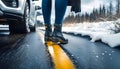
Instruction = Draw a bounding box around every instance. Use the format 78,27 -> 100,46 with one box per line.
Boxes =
62,33 -> 120,69
0,27 -> 120,69
0,29 -> 53,69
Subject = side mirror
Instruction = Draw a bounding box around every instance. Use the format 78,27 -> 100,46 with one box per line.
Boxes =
35,6 -> 41,10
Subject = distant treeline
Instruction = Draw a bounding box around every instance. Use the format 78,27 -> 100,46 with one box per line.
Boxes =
64,0 -> 120,23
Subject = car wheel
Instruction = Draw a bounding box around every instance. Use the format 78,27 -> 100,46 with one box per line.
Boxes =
30,24 -> 36,32
29,16 -> 37,32
9,2 -> 30,34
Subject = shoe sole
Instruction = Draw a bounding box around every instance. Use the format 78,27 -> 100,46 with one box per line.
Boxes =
52,37 -> 68,44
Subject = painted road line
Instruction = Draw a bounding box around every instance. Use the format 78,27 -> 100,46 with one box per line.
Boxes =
38,32 -> 76,69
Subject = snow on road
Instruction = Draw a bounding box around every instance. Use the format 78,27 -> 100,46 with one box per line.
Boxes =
63,19 -> 120,47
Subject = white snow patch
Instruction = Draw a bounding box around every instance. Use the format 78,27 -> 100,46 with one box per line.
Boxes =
63,19 -> 120,47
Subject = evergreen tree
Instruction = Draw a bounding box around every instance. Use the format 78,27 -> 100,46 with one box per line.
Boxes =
116,0 -> 120,18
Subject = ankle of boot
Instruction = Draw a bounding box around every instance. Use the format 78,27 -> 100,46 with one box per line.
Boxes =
45,24 -> 51,29
54,24 -> 62,28
54,24 -> 62,31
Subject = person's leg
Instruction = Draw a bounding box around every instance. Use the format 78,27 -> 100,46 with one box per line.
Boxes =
52,0 -> 68,44
55,0 -> 67,24
42,0 -> 52,42
42,0 -> 52,24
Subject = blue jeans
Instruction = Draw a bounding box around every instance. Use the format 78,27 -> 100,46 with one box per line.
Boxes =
42,0 -> 67,25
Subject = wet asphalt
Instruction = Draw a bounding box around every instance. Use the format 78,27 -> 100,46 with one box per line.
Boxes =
0,30 -> 53,69
0,28 -> 120,69
62,33 -> 120,69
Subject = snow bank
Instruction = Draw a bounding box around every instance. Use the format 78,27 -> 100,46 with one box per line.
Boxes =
63,20 -> 120,47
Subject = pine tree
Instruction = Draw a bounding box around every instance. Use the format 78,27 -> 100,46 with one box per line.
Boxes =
116,0 -> 120,18
102,5 -> 106,18
109,1 -> 113,15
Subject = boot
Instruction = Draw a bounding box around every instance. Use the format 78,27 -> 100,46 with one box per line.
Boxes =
52,24 -> 68,44
44,24 -> 52,42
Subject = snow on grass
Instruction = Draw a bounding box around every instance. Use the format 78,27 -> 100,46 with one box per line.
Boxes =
63,20 -> 120,47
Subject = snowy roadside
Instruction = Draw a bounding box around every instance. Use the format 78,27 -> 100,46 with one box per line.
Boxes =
0,25 -> 8,27
63,19 -> 120,47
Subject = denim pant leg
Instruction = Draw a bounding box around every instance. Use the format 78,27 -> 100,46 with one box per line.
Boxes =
42,0 -> 52,25
55,0 -> 67,24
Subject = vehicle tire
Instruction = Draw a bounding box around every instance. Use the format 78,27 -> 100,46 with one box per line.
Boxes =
9,2 -> 30,34
30,24 -> 36,32
29,16 -> 37,32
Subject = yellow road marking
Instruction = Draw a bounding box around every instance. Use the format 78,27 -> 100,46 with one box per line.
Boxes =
38,32 -> 76,69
